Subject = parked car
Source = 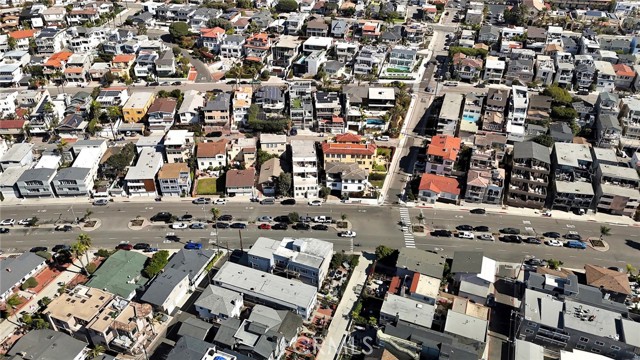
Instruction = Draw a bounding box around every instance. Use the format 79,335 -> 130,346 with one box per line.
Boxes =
376,136 -> 390,141
470,208 -> 486,214
260,198 -> 275,205
214,199 -> 227,205
257,216 -> 273,222
312,224 -> 329,231
526,258 -> 547,266
431,229 -> 452,237
0,219 -> 15,226
189,223 -> 206,230
30,246 -> 47,253
151,212 -> 173,223
457,231 -> 474,239
184,241 -> 203,250
308,199 -> 323,206
171,222 -> 188,229
93,199 -> 109,206
565,240 -> 586,249
144,247 -> 159,253
456,225 -> 473,231
543,232 -> 561,238
55,225 -> 73,232
230,223 -> 247,229
500,228 -> 520,234
52,244 -> 70,252
300,216 -> 312,223
192,197 -> 211,205
564,232 -> 582,241
272,223 -> 288,230
294,222 -> 311,230
478,234 -> 494,241
214,222 -> 230,229
258,223 -> 272,230
281,199 -> 296,205
274,215 -> 290,223
313,216 -> 332,223
501,235 -> 523,243
116,243 -> 133,250
218,215 -> 233,222
133,243 -> 151,250
546,239 -> 563,247
474,226 -> 490,232
178,214 -> 193,222
0,228 -> 9,233
18,218 -> 34,225
339,230 -> 357,238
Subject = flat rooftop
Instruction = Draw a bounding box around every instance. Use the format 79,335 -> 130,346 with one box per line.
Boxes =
554,180 -> 595,195
555,143 -> 592,168
564,298 -> 620,339
381,294 -> 435,329
599,163 -> 640,182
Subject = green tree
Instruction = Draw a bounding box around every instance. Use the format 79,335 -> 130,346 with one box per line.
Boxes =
143,250 -> 171,278
277,172 -> 293,197
257,149 -> 278,167
237,0 -> 252,8
38,297 -> 52,308
341,213 -> 347,221
103,71 -> 116,86
7,36 -> 16,50
5,295 -> 22,317
138,23 -> 147,35
546,258 -> 564,270
169,21 -> 190,41
532,134 -> 554,147
85,263 -> 98,274
368,316 -> 378,327
319,186 -> 331,199
275,0 -> 298,12
626,263 -> 637,275
551,106 -> 577,120
543,84 -> 573,105
77,233 -> 92,265
600,225 -> 611,239
288,212 -> 300,223
375,245 -> 394,260
96,249 -> 112,258
71,241 -> 89,274
210,207 -> 220,221
207,18 -> 233,30
21,277 -> 38,290
88,345 -> 106,359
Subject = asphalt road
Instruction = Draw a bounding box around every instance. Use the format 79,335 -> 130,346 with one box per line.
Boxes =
1,203 -> 638,269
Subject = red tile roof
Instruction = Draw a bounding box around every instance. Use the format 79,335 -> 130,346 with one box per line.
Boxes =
0,120 -> 26,129
409,273 -> 420,293
197,140 -> 228,158
112,54 -> 135,63
200,27 -> 225,38
321,142 -> 376,156
334,133 -> 362,143
226,167 -> 255,188
388,276 -> 401,295
44,51 -> 73,68
426,135 -> 461,161
64,67 -> 84,74
418,174 -> 460,195
613,63 -> 635,77
8,29 -> 36,39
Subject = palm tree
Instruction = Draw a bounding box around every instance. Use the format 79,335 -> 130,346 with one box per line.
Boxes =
5,295 -> 22,320
416,213 -> 425,224
77,233 -> 92,267
210,207 -> 220,222
71,241 -> 88,274
87,345 -> 105,359
600,225 -> 611,239
341,213 -> 347,221
55,139 -> 67,155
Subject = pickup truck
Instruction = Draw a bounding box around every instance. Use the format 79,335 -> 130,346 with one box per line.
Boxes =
313,216 -> 332,223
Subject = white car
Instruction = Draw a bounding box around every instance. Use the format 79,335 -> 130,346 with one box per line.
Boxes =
0,219 -> 15,226
308,199 -> 323,206
170,222 -> 188,229
478,234 -> 495,241
93,198 -> 109,206
376,136 -> 390,141
457,231 -> 474,239
339,230 -> 357,238
546,239 -> 563,247
214,199 -> 227,205
18,218 -> 33,226
257,216 -> 273,222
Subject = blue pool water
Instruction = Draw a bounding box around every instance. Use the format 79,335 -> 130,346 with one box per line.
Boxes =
462,115 -> 478,122
366,119 -> 385,125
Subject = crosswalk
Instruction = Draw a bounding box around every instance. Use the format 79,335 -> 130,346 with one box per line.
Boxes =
399,208 -> 415,248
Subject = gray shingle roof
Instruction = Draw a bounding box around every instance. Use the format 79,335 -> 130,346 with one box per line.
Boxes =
513,141 -> 551,163
17,168 -> 56,182
451,251 -> 485,274
53,167 -> 90,181
177,316 -> 213,340
0,253 -> 46,297
396,247 -> 445,278
194,285 -> 242,318
7,329 -> 86,360
203,93 -> 231,111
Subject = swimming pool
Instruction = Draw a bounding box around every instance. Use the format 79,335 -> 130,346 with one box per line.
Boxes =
366,119 -> 385,125
462,115 -> 479,122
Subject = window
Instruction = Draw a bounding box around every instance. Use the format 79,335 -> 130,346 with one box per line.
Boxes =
576,344 -> 586,350
591,348 -> 601,354
524,329 -> 534,334
579,337 -> 589,343
594,341 -> 604,347
611,345 -> 620,351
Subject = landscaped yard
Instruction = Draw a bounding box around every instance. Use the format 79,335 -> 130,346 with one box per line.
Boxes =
377,148 -> 392,157
196,178 -> 218,195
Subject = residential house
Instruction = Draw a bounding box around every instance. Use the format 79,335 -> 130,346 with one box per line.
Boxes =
46,285 -> 113,336
465,134 -> 506,205
595,163 -> 640,217
595,112 -> 622,148
164,129 -> 194,164
248,237 -> 333,287
291,140 -> 319,199
425,135 -> 461,176
527,95 -> 552,125
16,168 -> 56,198
232,17 -> 250,34
212,262 -> 318,319
122,92 -> 155,123
195,285 -> 244,322
124,148 -> 163,196
620,97 -> 640,150
483,56 -> 505,83
270,36 -> 302,77
508,141 -> 551,209
554,52 -> 575,88
388,46 -> 418,68
418,173 -> 460,203
452,53 -> 483,81
244,33 -> 272,63
133,51 -> 159,79
302,36 -> 333,55
613,63 -> 636,90
259,134 -> 287,156
141,249 -> 217,314
360,21 -> 382,39
226,168 -> 256,196
550,142 -> 595,212
0,63 -> 21,85
534,55 -> 555,86
437,93 -> 464,136
335,42 -> 358,62
35,27 -> 66,54
213,316 -> 288,360
197,140 -> 228,171
6,329 -> 88,360
52,147 -> 103,196
254,86 -> 286,118
550,122 -> 574,144
177,90 -> 204,125
478,25 -> 500,44
573,98 -> 597,128
0,92 -> 16,119
380,294 -> 435,329
330,19 -> 348,38
84,250 -> 148,300
507,85 -> 529,142
0,143 -> 33,171
353,46 -> 385,75
450,251 -> 496,304
146,98 -> 177,131
574,54 -> 596,91
289,81 -> 315,129
505,49 -> 535,85
220,35 -> 245,58
190,8 -> 222,30
258,157 -> 281,196
0,252 -> 47,302
594,60 -> 616,92
158,162 -> 191,196
199,27 -> 226,54
462,93 -> 484,125
66,8 -> 99,25
109,54 -> 136,79
584,264 -> 632,302
8,29 -> 37,52
155,50 -> 176,77
321,135 -> 376,171
202,92 -> 231,128
306,19 -> 328,37
95,87 -> 129,108
325,162 -> 369,196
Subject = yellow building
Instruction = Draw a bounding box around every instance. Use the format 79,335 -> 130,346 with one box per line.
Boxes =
321,133 -> 377,171
122,91 -> 156,123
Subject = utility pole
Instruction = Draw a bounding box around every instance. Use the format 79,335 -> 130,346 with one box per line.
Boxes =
238,229 -> 243,252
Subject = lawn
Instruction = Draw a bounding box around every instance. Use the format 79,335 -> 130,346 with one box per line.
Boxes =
377,148 -> 392,157
196,178 -> 218,195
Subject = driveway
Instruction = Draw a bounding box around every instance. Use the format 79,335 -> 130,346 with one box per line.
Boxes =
180,49 -> 215,83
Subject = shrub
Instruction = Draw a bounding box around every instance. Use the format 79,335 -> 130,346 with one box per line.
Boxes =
85,263 -> 97,274
143,250 -> 170,278
21,277 -> 38,290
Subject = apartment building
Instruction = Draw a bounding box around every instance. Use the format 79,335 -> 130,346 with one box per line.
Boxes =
425,135 -> 461,176
164,130 -> 194,164
270,35 -> 302,77
465,133 -> 507,205
158,162 -> 191,196
321,135 -> 376,171
124,148 -> 163,197
595,164 -> 640,217
507,141 -> 551,209
202,92 -> 231,128
291,140 -> 319,199
507,85 -> 529,142
554,52 -> 574,88
46,286 -> 114,336
147,98 -> 177,131
550,143 -> 595,213
437,93 -> 464,136
122,92 -> 155,123
259,134 -> 287,157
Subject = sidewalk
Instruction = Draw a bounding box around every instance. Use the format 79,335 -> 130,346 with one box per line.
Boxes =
316,254 -> 372,360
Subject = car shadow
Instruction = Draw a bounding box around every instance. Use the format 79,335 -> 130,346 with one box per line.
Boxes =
625,239 -> 640,251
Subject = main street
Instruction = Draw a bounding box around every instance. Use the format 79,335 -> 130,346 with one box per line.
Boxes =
1,202 -> 639,269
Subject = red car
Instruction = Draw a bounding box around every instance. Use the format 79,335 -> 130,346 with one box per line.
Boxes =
258,223 -> 271,230
116,243 -> 133,251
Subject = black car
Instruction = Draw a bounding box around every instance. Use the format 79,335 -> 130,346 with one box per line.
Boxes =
312,224 -> 328,231
218,215 -> 233,222
294,222 -> 310,230
431,229 -> 452,237
151,212 -> 173,223
500,228 -> 520,234
52,244 -> 70,252
564,233 -> 582,241
230,222 -> 247,229
524,237 -> 542,244
274,215 -> 290,223
133,243 -> 151,250
526,258 -> 547,266
214,222 -> 230,229
30,246 -> 48,253
272,223 -> 288,230
470,208 -> 486,214
281,199 -> 296,205
178,214 -> 193,222
55,225 -> 73,232
501,235 -> 523,243
543,232 -> 561,238
474,226 -> 490,232
456,225 -> 473,231
0,228 -> 9,234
